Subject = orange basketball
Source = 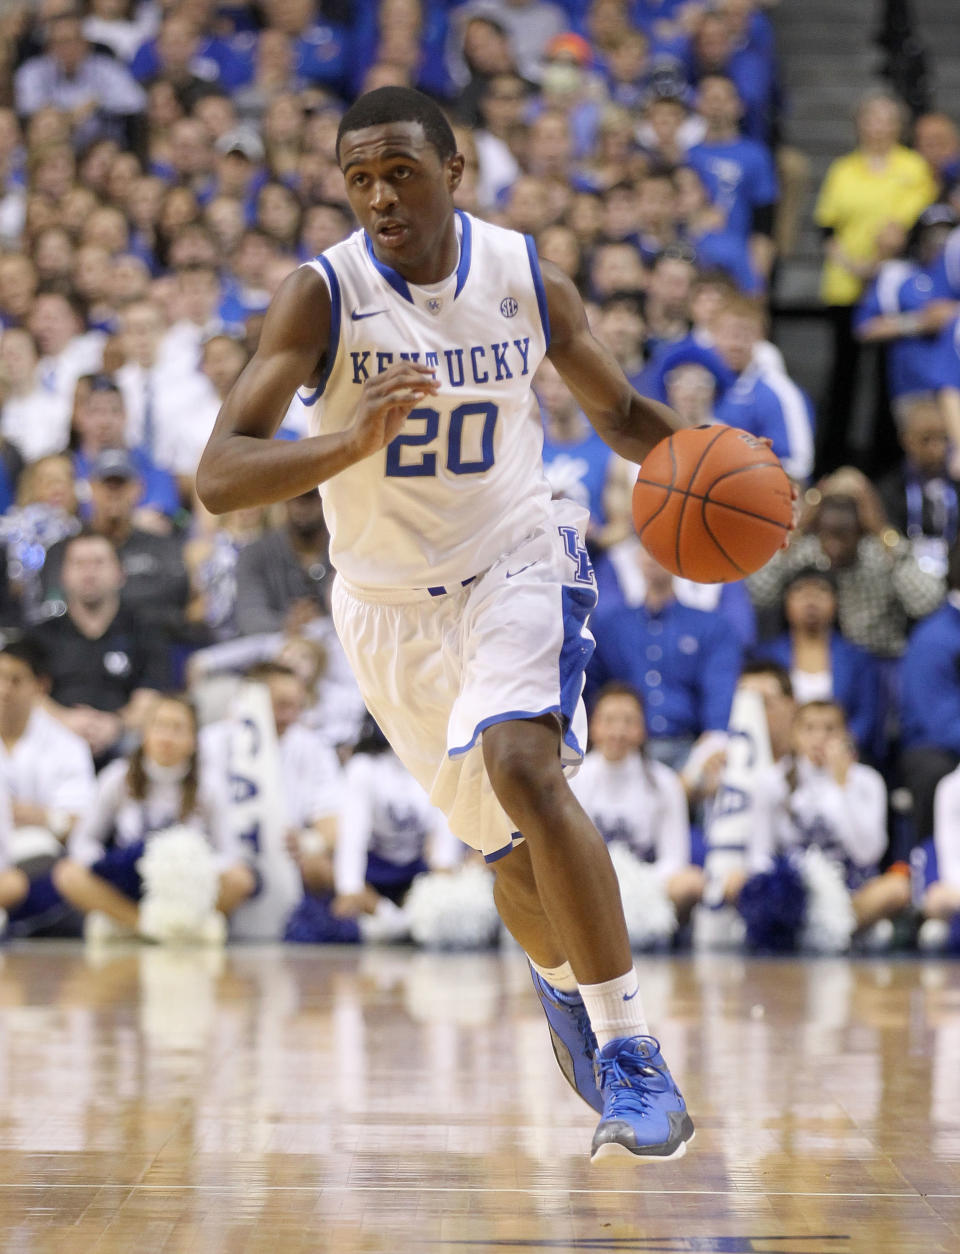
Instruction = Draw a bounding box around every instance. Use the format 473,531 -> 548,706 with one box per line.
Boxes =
632,425 -> 793,582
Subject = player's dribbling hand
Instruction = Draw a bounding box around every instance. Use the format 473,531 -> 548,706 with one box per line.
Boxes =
349,362 -> 440,460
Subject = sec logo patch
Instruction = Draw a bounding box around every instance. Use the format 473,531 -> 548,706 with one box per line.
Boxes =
500,297 -> 518,317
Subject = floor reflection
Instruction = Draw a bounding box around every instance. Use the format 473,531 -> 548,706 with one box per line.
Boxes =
0,944 -> 955,1252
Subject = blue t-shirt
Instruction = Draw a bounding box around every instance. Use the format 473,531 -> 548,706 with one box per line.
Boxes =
588,599 -> 742,738
683,225 -> 760,292
131,34 -> 254,90
541,421 -> 612,526
686,137 -> 778,240
855,260 -> 951,398
715,366 -> 815,482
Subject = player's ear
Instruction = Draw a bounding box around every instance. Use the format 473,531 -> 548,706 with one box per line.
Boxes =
446,152 -> 465,193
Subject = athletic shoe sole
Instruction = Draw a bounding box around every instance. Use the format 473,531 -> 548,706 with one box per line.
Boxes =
590,1126 -> 695,1164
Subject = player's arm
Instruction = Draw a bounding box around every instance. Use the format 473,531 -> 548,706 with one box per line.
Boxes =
196,267 -> 439,513
542,261 -> 688,463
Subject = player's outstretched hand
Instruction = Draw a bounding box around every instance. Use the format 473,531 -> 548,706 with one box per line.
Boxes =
349,361 -> 439,461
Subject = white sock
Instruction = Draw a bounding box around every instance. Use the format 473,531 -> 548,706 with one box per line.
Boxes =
529,957 -> 579,993
579,968 -> 649,1048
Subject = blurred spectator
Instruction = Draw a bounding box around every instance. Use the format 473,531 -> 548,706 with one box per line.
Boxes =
854,204 -> 960,422
453,14 -> 520,128
30,530 -> 170,760
744,700 -> 906,939
913,111 -> 960,192
570,682 -> 704,922
643,245 -> 695,353
185,506 -> 270,641
0,326 -> 69,461
900,542 -> 960,845
686,75 -> 778,286
534,358 -> 620,548
257,0 -> 355,98
747,478 -> 944,659
674,163 -> 759,292
234,490 -> 331,636
69,375 -> 180,525
815,90 -> 937,475
0,254 -> 38,328
55,693 -> 255,939
588,543 -> 742,769
1,453 -> 80,617
43,449 -> 189,640
877,395 -> 959,578
318,718 -> 458,923
29,289 -> 104,419
115,298 -> 215,479
15,13 -> 146,149
84,0 -> 159,65
0,636 -> 94,935
173,334 -> 249,481
632,172 -> 679,263
751,566 -> 882,759
159,262 -> 235,374
684,10 -> 776,147
593,530 -> 757,649
711,295 -> 814,480
637,87 -> 703,170
594,292 -> 645,385
471,71 -> 526,208
924,763 -> 960,928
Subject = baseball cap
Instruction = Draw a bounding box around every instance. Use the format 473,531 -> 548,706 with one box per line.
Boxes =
545,32 -> 593,66
90,449 -> 138,482
215,128 -> 265,163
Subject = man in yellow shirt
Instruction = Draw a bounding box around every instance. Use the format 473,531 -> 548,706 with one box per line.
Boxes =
814,90 -> 937,475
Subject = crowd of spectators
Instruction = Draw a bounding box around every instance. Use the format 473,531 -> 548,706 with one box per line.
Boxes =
0,0 -> 957,952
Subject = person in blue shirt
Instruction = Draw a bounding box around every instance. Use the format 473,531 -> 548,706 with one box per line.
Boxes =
900,541 -> 960,847
686,75 -> 778,286
674,164 -> 761,293
854,204 -> 960,406
71,375 -> 180,524
683,11 -> 777,147
534,358 -> 617,550
751,566 -> 882,761
588,543 -> 743,770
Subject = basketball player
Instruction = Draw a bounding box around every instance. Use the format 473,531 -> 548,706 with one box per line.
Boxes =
198,87 -> 694,1163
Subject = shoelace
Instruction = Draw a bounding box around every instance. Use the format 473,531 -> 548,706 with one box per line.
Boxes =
596,1039 -> 672,1119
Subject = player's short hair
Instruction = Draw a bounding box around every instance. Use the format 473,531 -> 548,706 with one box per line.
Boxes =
739,659 -> 793,698
336,87 -> 457,165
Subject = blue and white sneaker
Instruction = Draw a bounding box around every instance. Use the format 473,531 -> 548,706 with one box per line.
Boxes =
529,965 -> 602,1113
590,1035 -> 694,1162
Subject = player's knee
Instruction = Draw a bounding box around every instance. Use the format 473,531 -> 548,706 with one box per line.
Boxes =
484,735 -> 564,820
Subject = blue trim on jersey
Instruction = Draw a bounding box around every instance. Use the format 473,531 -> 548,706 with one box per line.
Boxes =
525,235 -> 551,349
298,255 -> 341,405
454,210 -> 472,298
364,231 -> 414,303
484,833 -> 524,863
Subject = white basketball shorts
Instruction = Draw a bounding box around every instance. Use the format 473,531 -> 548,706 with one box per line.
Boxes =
331,498 -> 598,862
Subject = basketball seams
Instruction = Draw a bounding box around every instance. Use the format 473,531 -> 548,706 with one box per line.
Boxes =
671,426 -> 728,578
635,434 -> 679,548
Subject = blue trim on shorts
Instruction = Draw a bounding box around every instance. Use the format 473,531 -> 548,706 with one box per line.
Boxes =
558,584 -> 597,759
299,254 -> 341,404
448,704 -> 563,759
484,833 -> 523,863
525,235 -> 551,349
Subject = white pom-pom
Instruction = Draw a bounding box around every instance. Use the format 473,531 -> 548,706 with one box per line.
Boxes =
607,843 -> 676,949
797,847 -> 856,954
358,897 -> 411,944
136,826 -> 221,944
405,865 -> 500,950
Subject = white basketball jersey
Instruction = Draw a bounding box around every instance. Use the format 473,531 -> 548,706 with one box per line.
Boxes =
300,212 -> 553,589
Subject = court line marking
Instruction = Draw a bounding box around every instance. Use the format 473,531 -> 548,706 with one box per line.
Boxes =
0,1185 -> 954,1198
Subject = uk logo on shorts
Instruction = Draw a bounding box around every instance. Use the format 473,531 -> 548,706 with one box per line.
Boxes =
500,296 -> 519,318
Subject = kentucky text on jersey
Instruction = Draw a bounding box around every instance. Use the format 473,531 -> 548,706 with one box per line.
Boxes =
349,338 -> 532,386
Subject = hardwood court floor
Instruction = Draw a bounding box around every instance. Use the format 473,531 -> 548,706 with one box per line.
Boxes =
0,944 -> 957,1254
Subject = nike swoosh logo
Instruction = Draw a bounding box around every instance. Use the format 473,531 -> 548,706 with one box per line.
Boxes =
351,309 -> 387,321
622,987 -> 640,1001
505,562 -> 536,579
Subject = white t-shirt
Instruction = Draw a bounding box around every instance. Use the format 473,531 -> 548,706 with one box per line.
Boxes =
0,387 -> 70,461
569,748 -> 690,882
334,750 -> 461,895
0,706 -> 94,813
68,756 -> 241,871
